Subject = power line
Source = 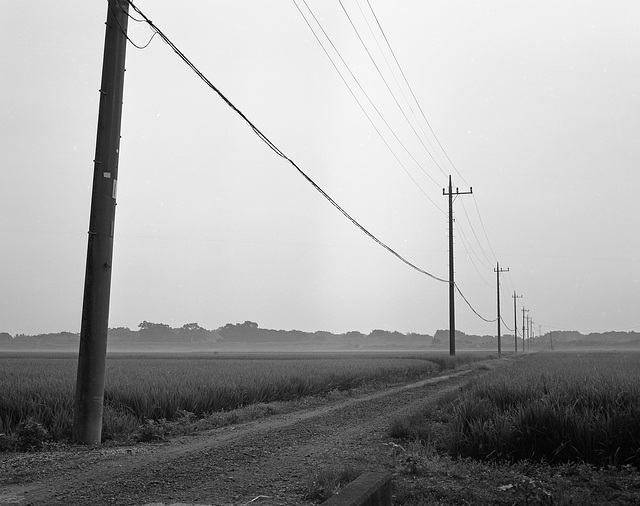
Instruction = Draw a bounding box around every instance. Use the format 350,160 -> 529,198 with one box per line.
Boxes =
472,193 -> 499,261
455,221 -> 493,287
311,3 -> 512,334
357,0 -> 506,289
504,269 -> 517,300
337,0 -> 448,180
356,0 -> 504,276
292,0 -> 446,211
456,219 -> 494,272
458,198 -> 495,267
353,0 -> 448,175
110,1 -> 157,49
455,283 -> 497,323
363,0 -> 468,186
500,315 -> 514,332
301,0 -> 505,297
125,0 -> 448,284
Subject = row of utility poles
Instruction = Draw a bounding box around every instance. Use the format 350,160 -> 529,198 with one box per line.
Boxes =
74,0 -> 553,445
73,0 -> 493,444
443,176 -> 526,358
443,176 -> 548,357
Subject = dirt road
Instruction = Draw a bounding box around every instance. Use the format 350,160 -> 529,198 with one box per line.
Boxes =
0,367 -> 485,506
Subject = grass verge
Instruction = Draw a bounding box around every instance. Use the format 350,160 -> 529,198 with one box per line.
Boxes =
0,351 -> 493,449
387,352 -> 640,504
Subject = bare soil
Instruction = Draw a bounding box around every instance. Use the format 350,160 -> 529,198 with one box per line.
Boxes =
0,367 -> 481,506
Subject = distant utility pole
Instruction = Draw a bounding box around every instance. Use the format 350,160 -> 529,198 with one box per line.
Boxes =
443,175 -> 472,356
512,292 -> 522,352
550,330 -> 554,350
522,307 -> 529,352
74,0 -> 129,445
494,262 -> 509,355
539,324 -> 542,349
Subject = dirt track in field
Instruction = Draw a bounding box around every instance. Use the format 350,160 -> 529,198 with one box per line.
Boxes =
0,363 -> 499,506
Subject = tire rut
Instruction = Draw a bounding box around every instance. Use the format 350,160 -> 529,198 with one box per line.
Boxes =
2,367 -> 482,506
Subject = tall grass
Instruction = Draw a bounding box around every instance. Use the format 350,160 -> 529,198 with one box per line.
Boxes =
445,352 -> 640,468
0,357 -> 75,441
0,351 -> 487,444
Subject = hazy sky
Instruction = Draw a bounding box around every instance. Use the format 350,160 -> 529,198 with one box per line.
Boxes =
2,1 -> 639,337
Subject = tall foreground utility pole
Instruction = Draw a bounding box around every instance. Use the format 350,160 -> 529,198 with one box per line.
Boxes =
512,292 -> 522,352
74,0 -> 129,444
443,175 -> 472,356
494,263 -> 509,355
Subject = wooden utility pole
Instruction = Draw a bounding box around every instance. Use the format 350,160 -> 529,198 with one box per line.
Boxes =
539,324 -> 542,349
522,307 -> 529,352
494,262 -> 509,355
512,292 -> 522,352
443,175 -> 472,356
74,0 -> 129,444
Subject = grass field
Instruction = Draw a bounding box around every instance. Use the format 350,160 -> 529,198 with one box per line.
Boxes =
4,350 -> 640,504
391,351 -> 640,469
0,350 -> 487,447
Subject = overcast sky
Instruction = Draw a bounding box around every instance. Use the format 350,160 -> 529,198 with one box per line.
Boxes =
2,1 -> 639,337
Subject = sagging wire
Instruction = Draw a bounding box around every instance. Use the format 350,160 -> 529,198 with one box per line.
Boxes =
454,283 -> 497,323
124,0 -> 449,284
111,0 -> 157,50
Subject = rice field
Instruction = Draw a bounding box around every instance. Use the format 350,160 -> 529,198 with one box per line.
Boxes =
0,351 -> 486,445
397,351 -> 640,469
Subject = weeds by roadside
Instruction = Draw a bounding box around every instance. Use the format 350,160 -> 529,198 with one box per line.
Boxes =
387,352 -> 640,505
1,352 -> 493,450
302,463 -> 363,503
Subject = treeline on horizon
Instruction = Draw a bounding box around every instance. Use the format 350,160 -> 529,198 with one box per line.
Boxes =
1,321 -> 640,350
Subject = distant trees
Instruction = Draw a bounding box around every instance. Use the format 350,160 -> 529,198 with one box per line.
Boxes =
137,321 -> 174,342
177,322 -> 214,343
136,321 -> 217,343
218,321 -> 261,342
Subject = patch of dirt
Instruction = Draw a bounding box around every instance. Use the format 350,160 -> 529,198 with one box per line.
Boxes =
0,366 -> 485,506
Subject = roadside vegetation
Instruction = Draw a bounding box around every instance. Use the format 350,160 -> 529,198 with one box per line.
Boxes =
388,351 -> 640,504
0,351 -> 488,450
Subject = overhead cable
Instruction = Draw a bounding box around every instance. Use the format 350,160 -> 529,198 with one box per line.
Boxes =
456,218 -> 493,271
293,0 -> 446,209
363,0 -> 468,186
500,316 -> 514,332
455,283 -> 497,323
472,194 -> 499,262
110,1 -> 157,49
362,0 -> 506,289
338,0 -> 448,180
455,222 -> 493,287
458,198 -> 495,267
364,0 -> 505,276
125,0 -> 448,284
354,0 -> 449,178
